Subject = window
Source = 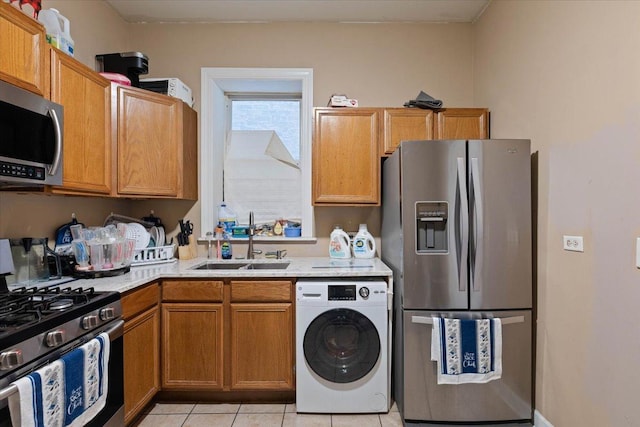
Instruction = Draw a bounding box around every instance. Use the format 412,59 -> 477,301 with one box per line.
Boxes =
225,97 -> 302,225
231,98 -> 300,161
200,68 -> 313,238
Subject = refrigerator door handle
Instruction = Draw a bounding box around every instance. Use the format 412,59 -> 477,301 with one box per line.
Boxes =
457,157 -> 469,292
411,315 -> 525,325
470,157 -> 484,292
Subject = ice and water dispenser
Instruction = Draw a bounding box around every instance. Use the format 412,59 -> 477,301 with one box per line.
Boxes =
415,202 -> 448,253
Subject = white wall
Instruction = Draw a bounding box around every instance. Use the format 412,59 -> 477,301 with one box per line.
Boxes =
474,1 -> 640,425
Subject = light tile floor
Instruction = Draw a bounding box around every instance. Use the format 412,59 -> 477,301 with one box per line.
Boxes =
133,402 -> 402,427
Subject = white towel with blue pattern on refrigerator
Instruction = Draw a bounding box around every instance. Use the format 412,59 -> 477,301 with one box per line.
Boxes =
431,317 -> 502,384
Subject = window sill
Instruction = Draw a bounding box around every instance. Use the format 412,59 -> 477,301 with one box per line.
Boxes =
197,236 -> 317,244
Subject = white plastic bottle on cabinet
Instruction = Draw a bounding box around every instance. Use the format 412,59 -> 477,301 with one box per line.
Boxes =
352,224 -> 376,258
329,226 -> 351,259
38,9 -> 74,57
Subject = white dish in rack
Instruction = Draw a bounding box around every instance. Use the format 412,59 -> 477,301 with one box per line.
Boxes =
126,223 -> 150,250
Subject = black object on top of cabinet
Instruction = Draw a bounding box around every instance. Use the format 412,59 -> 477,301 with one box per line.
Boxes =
95,52 -> 148,87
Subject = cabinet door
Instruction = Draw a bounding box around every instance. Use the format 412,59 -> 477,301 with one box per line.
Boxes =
230,303 -> 294,390
382,108 -> 434,155
313,108 -> 380,205
116,86 -> 180,197
162,303 -> 224,389
124,305 -> 159,425
0,3 -> 45,95
435,108 -> 489,140
49,48 -> 112,194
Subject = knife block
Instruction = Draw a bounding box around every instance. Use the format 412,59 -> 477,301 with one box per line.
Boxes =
178,235 -> 198,259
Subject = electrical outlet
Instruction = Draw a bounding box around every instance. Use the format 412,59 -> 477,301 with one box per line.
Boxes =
563,235 -> 584,252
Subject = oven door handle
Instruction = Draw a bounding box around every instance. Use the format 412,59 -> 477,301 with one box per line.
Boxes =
106,319 -> 124,340
0,319 -> 124,401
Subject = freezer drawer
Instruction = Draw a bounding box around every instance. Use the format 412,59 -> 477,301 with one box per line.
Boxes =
402,310 -> 532,423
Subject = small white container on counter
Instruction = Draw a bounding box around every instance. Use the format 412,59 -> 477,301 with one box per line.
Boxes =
352,223 -> 376,258
329,226 -> 351,259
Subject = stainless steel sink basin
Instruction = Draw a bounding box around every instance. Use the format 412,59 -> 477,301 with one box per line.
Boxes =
191,262 -> 248,270
190,262 -> 290,270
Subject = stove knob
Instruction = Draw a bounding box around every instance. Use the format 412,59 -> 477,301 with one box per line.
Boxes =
359,287 -> 370,299
0,349 -> 23,371
45,330 -> 65,347
82,315 -> 99,330
100,307 -> 115,321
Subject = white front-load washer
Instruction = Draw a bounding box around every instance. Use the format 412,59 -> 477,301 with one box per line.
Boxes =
296,280 -> 389,413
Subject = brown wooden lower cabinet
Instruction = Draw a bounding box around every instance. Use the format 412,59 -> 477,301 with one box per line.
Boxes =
230,303 -> 294,390
161,280 -> 224,390
161,302 -> 224,390
123,306 -> 159,423
122,279 -> 294,420
229,280 -> 294,391
121,283 -> 160,425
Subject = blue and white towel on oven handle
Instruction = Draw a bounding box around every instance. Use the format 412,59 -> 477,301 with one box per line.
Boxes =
430,317 -> 502,384
9,332 -> 110,427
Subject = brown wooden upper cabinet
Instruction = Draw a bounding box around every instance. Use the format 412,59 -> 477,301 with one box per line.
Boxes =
382,108 -> 434,155
435,108 -> 489,140
383,107 -> 489,155
0,3 -> 46,95
48,47 -> 112,195
313,108 -> 380,206
113,84 -> 198,199
313,107 -> 488,205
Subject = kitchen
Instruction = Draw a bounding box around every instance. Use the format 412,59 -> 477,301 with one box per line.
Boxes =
1,1 -> 639,426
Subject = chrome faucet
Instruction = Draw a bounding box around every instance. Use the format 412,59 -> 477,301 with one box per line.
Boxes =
247,211 -> 262,259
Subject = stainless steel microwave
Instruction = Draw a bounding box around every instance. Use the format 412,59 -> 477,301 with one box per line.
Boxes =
0,79 -> 63,186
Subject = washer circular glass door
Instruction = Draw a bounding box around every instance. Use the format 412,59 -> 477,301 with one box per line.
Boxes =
303,308 -> 380,384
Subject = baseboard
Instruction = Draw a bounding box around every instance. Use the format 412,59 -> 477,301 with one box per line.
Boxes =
534,410 -> 554,427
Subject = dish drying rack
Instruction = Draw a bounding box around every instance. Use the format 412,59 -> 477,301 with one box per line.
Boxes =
131,244 -> 177,266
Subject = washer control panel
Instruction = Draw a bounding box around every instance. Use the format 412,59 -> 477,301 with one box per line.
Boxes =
297,281 -> 387,307
328,285 -> 356,301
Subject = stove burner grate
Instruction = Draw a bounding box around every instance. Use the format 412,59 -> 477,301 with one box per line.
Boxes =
0,286 -> 100,332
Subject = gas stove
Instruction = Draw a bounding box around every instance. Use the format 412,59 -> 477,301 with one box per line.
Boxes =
0,285 -> 124,426
0,285 -> 121,377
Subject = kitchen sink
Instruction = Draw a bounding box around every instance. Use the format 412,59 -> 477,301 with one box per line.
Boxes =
190,262 -> 290,270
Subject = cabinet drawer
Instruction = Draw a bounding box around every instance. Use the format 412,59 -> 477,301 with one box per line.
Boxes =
122,283 -> 160,320
231,281 -> 292,302
162,280 -> 223,302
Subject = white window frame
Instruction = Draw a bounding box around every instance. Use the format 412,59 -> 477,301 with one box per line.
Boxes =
200,67 -> 314,238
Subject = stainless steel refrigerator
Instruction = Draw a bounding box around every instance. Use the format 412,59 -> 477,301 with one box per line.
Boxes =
382,139 -> 533,425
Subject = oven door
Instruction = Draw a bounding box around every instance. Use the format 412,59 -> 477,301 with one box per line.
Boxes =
0,319 -> 124,427
0,80 -> 63,186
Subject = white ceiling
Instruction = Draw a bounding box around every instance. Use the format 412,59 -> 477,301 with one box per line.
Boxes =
105,0 -> 490,24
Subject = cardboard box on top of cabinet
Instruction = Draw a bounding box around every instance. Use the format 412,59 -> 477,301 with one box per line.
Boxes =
328,94 -> 359,107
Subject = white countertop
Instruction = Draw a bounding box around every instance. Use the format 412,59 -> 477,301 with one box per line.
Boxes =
55,257 -> 393,294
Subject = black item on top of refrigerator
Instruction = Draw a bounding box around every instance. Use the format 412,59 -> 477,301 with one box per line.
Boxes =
382,139 -> 534,426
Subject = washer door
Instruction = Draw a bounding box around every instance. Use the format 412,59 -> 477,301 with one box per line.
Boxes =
303,308 -> 380,384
